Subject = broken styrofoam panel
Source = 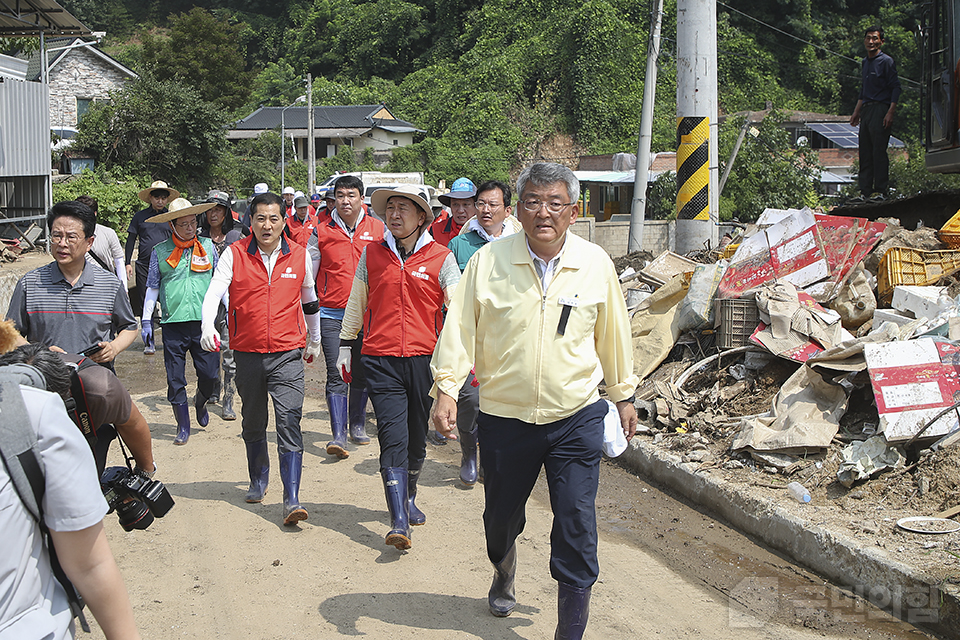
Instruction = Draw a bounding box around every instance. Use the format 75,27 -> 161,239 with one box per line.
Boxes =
756,207 -> 808,227
863,338 -> 960,442
891,285 -> 951,320
640,251 -> 698,286
872,308 -> 915,328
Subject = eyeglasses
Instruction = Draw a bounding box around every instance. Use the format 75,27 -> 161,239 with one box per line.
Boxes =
174,219 -> 198,230
476,200 -> 503,210
519,200 -> 574,214
51,232 -> 85,244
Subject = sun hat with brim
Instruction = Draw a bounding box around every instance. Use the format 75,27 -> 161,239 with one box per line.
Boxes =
438,176 -> 477,206
282,186 -> 296,195
138,180 -> 181,204
146,197 -> 216,224
371,185 -> 435,225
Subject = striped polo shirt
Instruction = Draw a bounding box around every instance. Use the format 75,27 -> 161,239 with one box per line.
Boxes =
6,261 -> 137,354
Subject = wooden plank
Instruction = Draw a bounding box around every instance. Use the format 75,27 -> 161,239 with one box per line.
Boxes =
934,505 -> 960,519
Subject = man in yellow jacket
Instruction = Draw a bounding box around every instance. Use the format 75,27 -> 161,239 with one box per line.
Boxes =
430,162 -> 638,640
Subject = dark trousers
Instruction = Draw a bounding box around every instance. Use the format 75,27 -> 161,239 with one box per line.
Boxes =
858,102 -> 892,196
320,316 -> 366,396
234,349 -> 305,455
478,400 -> 606,589
161,321 -> 219,405
131,261 -> 160,322
457,372 -> 480,434
362,354 -> 432,470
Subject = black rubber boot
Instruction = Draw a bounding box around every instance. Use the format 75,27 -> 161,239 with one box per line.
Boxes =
555,582 -> 591,640
381,467 -> 411,550
194,390 -> 210,427
222,370 -> 236,421
489,545 -> 517,617
325,393 -> 349,459
172,402 -> 191,445
244,439 -> 269,503
408,458 -> 426,526
279,451 -> 308,525
458,425 -> 479,486
348,387 -> 371,444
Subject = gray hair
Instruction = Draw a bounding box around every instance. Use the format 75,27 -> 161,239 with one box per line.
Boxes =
516,163 -> 580,203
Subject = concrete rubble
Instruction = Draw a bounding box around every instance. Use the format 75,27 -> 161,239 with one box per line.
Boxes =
615,208 -> 960,637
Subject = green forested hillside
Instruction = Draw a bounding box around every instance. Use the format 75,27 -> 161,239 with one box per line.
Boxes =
49,0 -> 934,218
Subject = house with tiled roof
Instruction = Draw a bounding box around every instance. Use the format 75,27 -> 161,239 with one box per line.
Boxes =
227,104 -> 423,160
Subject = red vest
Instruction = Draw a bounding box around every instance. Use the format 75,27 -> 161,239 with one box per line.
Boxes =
228,235 -> 307,353
362,240 -> 450,357
315,214 -> 385,309
286,210 -> 318,247
429,210 -> 462,247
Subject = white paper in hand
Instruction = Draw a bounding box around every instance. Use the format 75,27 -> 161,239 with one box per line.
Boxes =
602,399 -> 628,457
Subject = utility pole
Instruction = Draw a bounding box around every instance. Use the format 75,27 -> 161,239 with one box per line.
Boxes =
675,0 -> 719,253
628,0 -> 664,254
307,74 -> 316,195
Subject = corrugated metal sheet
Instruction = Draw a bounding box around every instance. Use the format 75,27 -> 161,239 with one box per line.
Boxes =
0,176 -> 48,223
0,79 -> 50,176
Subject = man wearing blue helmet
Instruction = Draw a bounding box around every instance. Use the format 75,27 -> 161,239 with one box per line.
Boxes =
430,177 -> 477,247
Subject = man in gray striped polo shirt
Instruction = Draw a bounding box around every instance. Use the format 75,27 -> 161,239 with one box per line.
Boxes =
6,201 -> 137,367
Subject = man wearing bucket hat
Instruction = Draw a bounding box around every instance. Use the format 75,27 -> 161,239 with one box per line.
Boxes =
126,181 -> 178,354
307,174 -> 384,459
200,191 -> 322,526
141,198 -> 221,445
430,163 -> 638,636
339,184 -> 460,550
430,177 -> 478,247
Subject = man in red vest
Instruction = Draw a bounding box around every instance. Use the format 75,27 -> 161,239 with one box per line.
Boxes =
307,175 -> 385,459
200,192 -> 322,525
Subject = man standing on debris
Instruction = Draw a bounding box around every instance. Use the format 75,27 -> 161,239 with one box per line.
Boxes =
307,175 -> 385,459
849,25 -> 901,202
126,181 -> 176,353
442,180 -> 522,487
201,191 -> 322,525
431,162 -> 638,639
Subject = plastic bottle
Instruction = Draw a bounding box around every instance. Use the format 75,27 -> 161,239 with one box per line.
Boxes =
787,482 -> 811,504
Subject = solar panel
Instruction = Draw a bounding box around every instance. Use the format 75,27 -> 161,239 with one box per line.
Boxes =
807,122 -> 905,149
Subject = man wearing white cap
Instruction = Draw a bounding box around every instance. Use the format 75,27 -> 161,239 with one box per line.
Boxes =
281,186 -> 297,218
126,180 -> 178,353
142,198 -> 221,445
430,177 -> 478,247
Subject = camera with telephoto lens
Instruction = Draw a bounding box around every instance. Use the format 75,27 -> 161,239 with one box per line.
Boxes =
100,466 -> 175,531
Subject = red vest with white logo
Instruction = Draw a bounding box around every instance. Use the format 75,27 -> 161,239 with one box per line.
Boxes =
362,240 -> 450,357
315,213 -> 385,309
229,235 -> 307,353
429,210 -> 462,247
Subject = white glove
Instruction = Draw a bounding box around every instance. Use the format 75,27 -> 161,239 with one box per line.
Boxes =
304,338 -> 322,363
201,324 -> 221,352
337,346 -> 352,382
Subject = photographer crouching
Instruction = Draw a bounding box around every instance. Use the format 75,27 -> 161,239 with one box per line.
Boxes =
0,325 -> 173,531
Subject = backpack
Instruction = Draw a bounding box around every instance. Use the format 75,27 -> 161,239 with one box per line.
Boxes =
0,365 -> 90,632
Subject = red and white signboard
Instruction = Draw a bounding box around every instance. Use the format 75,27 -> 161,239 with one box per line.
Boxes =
863,338 -> 960,442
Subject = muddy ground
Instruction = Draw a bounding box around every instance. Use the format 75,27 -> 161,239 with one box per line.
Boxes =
67,332 -> 937,639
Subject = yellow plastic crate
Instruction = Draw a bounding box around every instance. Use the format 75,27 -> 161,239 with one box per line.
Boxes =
877,246 -> 960,303
720,242 -> 740,259
940,207 -> 960,248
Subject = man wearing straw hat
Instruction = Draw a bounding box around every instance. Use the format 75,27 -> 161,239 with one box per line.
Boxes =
126,180 -> 178,354
141,198 -> 221,445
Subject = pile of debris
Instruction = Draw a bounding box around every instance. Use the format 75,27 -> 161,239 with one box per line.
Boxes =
624,207 -> 960,524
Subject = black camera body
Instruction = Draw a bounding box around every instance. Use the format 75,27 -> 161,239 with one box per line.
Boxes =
100,466 -> 175,531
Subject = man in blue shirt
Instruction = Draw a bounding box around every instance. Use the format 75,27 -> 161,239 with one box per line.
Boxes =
849,26 -> 901,202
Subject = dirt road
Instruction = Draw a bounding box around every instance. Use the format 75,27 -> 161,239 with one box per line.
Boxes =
84,343 -> 935,639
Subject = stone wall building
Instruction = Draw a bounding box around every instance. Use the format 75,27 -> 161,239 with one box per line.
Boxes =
26,38 -> 138,130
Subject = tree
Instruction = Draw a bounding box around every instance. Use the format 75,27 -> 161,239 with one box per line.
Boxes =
140,7 -> 254,113
72,74 -> 228,186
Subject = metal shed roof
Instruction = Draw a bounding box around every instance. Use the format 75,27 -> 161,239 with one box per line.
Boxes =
0,0 -> 90,37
